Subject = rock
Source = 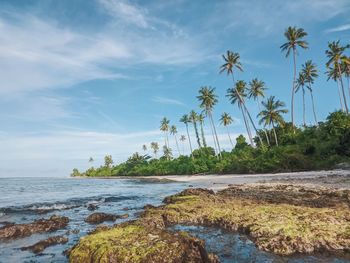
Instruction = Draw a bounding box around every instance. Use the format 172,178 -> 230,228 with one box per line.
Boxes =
85,212 -> 117,224
0,215 -> 69,240
143,204 -> 156,210
87,204 -> 98,211
122,207 -> 129,211
335,162 -> 350,170
85,212 -> 128,224
69,222 -> 219,263
21,235 -> 68,254
163,188 -> 215,204
189,185 -> 194,187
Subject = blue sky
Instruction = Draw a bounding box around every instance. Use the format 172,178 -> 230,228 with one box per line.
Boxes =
0,0 -> 350,177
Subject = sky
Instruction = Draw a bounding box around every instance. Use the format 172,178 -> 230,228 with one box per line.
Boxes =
0,0 -> 350,177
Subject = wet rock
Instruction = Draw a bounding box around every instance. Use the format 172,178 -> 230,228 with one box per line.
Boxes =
69,222 -> 219,263
21,235 -> 68,254
0,215 -> 69,240
122,207 -> 129,211
143,204 -> 156,210
85,212 -> 129,224
87,203 -> 98,211
163,188 -> 215,204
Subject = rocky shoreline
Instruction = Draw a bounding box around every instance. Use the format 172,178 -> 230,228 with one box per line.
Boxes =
68,180 -> 350,262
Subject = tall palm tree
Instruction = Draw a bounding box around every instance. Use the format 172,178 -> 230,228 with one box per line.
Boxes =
150,142 -> 159,158
189,110 -> 201,148
295,72 -> 307,126
327,66 -> 344,111
325,41 -> 350,113
220,51 -> 263,146
226,80 -> 253,146
198,113 -> 207,147
258,96 -> 288,146
302,60 -> 318,124
248,78 -> 270,145
280,26 -> 308,126
160,117 -> 170,148
179,135 -> 186,155
197,86 -> 222,157
170,125 -> 180,156
219,112 -> 234,148
180,114 -> 193,157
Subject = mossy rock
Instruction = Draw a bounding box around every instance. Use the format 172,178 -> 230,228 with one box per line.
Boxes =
69,222 -> 218,263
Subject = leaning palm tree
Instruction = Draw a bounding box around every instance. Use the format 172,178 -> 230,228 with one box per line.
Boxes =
258,96 -> 288,146
226,81 -> 254,146
180,114 -> 193,157
179,135 -> 186,155
160,117 -> 170,148
197,113 -> 207,147
280,26 -> 308,126
150,142 -> 159,158
220,51 -> 263,146
325,41 -> 350,113
189,110 -> 201,148
197,86 -> 221,157
302,60 -> 318,124
248,78 -> 270,145
327,66 -> 344,111
170,125 -> 180,156
295,72 -> 307,126
220,112 -> 234,148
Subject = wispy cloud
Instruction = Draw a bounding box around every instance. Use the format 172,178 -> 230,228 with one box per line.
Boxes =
325,23 -> 350,33
152,96 -> 185,106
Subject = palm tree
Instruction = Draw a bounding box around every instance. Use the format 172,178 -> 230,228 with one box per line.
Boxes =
142,144 -> 147,152
220,112 -> 234,148
197,86 -> 222,157
180,114 -> 193,157
189,110 -> 201,148
162,145 -> 172,160
179,135 -> 186,155
258,96 -> 288,146
220,51 -> 264,146
150,142 -> 159,158
248,78 -> 270,145
160,117 -> 170,148
226,80 -> 254,146
341,57 -> 350,100
327,66 -> 344,111
295,71 -> 307,126
198,113 -> 207,147
280,26 -> 308,126
88,157 -> 94,163
170,125 -> 180,156
302,60 -> 318,124
325,41 -> 350,113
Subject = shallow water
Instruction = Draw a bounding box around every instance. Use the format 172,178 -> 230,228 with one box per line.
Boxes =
0,177 -> 349,263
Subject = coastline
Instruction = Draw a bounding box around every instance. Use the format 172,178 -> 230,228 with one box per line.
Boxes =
74,169 -> 350,190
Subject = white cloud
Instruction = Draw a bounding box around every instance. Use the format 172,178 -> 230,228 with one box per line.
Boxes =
152,96 -> 185,106
325,23 -> 350,33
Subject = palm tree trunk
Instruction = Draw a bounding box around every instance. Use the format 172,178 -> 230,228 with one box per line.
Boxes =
272,123 -> 279,146
347,76 -> 350,103
185,124 -> 193,158
257,99 -> 270,146
241,106 -> 253,146
242,102 -> 264,146
226,126 -> 234,148
302,88 -> 306,126
193,121 -> 201,148
208,119 -> 218,155
337,80 -> 345,112
309,87 -> 317,125
337,65 -> 349,113
209,111 -> 221,157
182,142 -> 185,155
174,134 -> 180,156
200,121 -> 207,147
292,48 -> 296,127
166,132 -> 170,149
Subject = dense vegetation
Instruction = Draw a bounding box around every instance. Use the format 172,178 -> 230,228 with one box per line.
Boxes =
71,26 -> 350,177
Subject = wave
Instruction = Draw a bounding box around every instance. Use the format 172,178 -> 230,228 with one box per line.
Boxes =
0,194 -> 140,216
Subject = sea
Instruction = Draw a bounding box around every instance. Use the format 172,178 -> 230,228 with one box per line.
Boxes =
0,177 -> 348,263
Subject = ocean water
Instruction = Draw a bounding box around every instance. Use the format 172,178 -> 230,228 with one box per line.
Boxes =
0,177 -> 349,263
